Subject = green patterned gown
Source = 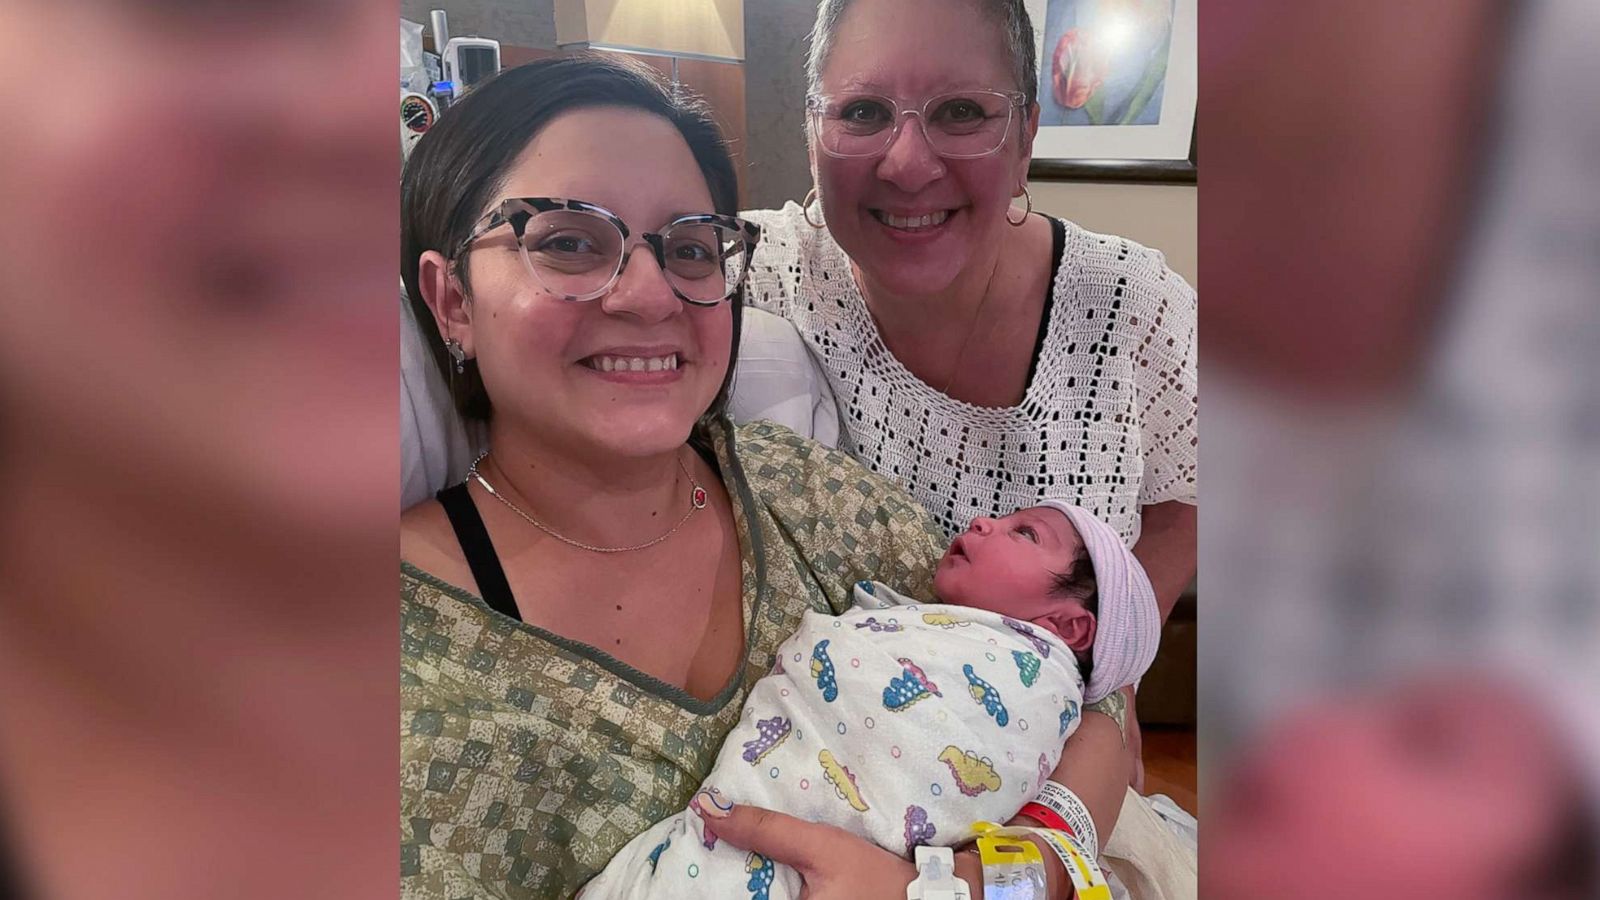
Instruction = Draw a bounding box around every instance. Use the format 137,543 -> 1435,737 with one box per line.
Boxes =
400,420 -> 948,898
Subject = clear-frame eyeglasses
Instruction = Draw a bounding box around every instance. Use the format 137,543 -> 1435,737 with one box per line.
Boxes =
452,197 -> 763,306
806,90 -> 1027,159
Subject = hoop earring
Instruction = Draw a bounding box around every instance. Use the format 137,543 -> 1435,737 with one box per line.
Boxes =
1007,185 -> 1033,227
801,187 -> 825,229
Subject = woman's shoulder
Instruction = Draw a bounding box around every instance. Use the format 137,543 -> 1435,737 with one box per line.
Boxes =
740,202 -> 841,275
727,420 -> 937,530
1053,218 -> 1193,295
729,418 -> 875,489
723,418 -> 946,603
400,498 -> 479,597
1049,217 -> 1195,335
739,201 -> 809,237
739,202 -> 858,323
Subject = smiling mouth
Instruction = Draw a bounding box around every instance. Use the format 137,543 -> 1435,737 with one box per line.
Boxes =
581,353 -> 680,373
871,209 -> 953,232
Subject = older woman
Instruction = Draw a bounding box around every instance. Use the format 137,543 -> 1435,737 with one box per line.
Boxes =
743,0 -> 1197,622
734,0 -> 1196,801
399,56 -> 1131,900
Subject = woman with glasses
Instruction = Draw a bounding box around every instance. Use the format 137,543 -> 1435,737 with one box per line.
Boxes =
739,0 -> 1196,808
752,0 -> 1195,614
399,56 -> 960,898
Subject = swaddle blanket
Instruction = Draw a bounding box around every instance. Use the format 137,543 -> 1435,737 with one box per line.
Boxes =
579,581 -> 1086,900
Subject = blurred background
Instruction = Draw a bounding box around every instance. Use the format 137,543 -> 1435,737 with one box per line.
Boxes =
0,0 -> 399,897
0,0 -> 1594,897
1201,0 -> 1599,896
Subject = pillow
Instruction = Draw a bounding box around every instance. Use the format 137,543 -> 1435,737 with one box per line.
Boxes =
401,288 -> 482,510
727,304 -> 842,448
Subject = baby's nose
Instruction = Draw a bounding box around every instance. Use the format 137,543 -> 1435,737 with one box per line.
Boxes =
969,516 -> 996,535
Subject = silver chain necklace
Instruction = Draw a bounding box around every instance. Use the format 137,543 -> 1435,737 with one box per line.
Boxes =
849,264 -> 995,396
466,451 -> 708,554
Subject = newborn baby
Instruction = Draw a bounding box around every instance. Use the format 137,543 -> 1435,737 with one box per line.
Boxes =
578,500 -> 1160,900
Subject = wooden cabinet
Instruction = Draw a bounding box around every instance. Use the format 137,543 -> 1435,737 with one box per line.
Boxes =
1137,589 -> 1197,726
479,45 -> 748,205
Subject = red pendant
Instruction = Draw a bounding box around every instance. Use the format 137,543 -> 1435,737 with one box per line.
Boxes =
691,485 -> 708,509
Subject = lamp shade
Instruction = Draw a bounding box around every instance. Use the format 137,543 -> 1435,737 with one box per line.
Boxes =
555,0 -> 743,62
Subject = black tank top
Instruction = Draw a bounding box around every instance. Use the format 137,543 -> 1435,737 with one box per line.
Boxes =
435,483 -> 522,621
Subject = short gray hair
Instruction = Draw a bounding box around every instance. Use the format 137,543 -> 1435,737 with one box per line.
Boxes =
804,0 -> 1038,108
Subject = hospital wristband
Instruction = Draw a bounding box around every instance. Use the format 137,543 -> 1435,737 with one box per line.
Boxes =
967,821 -> 1048,900
1015,802 -> 1074,838
1030,828 -> 1112,900
1034,781 -> 1099,858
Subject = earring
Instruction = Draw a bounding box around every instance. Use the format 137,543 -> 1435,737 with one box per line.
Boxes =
445,338 -> 467,375
801,187 -> 825,229
1007,185 -> 1033,227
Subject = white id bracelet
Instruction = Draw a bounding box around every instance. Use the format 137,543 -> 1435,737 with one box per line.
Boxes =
1030,828 -> 1111,900
906,845 -> 972,900
1034,781 -> 1099,860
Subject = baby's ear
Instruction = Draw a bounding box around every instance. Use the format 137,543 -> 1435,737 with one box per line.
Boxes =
1034,604 -> 1096,654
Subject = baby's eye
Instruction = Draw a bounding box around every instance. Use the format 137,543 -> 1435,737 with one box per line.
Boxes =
1015,526 -> 1038,543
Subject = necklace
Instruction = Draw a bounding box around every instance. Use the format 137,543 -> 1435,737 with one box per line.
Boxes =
850,264 -> 995,396
940,290 -> 995,395
466,451 -> 708,554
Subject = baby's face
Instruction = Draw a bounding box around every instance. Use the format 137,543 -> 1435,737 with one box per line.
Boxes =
933,507 -> 1085,619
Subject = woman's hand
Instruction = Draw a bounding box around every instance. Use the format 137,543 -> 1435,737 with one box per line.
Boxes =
697,801 -> 916,899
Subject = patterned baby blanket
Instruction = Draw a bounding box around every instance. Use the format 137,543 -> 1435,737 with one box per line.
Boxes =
579,581 -> 1085,899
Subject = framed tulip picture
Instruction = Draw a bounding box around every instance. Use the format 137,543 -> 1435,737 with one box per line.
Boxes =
1025,0 -> 1197,183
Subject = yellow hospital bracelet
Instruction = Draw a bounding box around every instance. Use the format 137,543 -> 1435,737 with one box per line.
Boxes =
1032,828 -> 1112,900
968,822 -> 1047,900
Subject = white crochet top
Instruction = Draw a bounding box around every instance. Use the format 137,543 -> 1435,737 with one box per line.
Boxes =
741,202 -> 1197,543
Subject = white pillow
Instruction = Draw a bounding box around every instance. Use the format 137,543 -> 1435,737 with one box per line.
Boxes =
400,294 -> 840,509
400,287 -> 482,510
727,305 -> 842,448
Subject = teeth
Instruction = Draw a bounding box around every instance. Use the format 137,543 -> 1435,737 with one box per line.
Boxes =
879,210 -> 950,230
589,353 -> 679,373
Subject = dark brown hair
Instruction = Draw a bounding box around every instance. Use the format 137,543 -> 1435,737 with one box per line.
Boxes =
1050,545 -> 1099,611
1050,545 -> 1098,679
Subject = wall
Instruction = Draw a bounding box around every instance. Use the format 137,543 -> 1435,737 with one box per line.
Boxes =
621,54 -> 750,206
742,0 -> 815,210
1029,181 -> 1198,286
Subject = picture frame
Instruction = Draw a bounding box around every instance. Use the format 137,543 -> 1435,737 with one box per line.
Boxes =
1024,0 -> 1198,184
